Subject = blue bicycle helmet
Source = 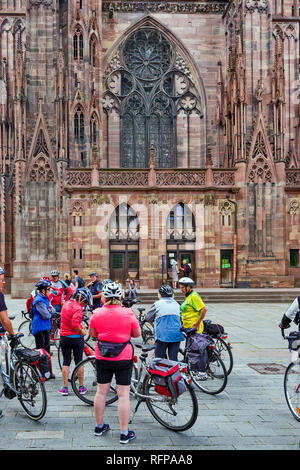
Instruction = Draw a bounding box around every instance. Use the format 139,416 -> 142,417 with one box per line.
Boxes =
0,267 -> 5,275
102,278 -> 112,285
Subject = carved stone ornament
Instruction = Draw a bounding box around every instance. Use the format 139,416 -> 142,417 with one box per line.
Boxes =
90,194 -> 110,206
218,199 -> 235,215
245,0 -> 269,13
148,193 -> 158,205
69,199 -> 88,215
102,2 -> 227,14
288,199 -> 299,215
29,0 -> 54,8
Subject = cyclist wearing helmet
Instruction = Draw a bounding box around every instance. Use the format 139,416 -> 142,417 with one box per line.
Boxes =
31,279 -> 57,356
178,277 -> 208,334
50,269 -> 73,313
145,284 -> 184,361
58,287 -> 92,396
89,281 -> 141,444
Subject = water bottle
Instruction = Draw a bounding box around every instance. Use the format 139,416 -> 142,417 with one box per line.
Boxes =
0,338 -> 7,372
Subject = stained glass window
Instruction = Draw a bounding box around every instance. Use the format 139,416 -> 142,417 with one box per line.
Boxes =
103,28 -> 202,169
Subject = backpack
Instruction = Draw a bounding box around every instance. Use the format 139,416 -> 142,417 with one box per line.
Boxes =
148,358 -> 187,398
185,264 -> 192,275
77,277 -> 85,288
203,320 -> 225,337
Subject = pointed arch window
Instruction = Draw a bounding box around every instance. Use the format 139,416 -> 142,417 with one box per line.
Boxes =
167,203 -> 196,241
109,204 -> 139,241
73,26 -> 84,61
74,106 -> 84,141
104,28 -> 202,169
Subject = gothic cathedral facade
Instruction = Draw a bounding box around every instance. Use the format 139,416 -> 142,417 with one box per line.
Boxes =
0,0 -> 299,296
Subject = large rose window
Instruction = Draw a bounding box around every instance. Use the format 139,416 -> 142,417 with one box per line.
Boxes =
103,28 -> 202,169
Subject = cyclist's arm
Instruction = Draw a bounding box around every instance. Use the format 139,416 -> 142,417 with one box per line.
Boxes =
279,298 -> 299,328
0,310 -> 15,336
35,302 -> 52,320
144,304 -> 157,324
193,306 -> 207,329
132,326 -> 141,338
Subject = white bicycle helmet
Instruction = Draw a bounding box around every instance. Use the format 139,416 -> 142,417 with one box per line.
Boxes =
178,277 -> 195,286
102,282 -> 122,299
0,267 -> 5,275
51,269 -> 60,277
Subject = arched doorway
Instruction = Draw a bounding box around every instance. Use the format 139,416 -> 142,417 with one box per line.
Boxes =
109,204 -> 139,284
166,203 -> 196,280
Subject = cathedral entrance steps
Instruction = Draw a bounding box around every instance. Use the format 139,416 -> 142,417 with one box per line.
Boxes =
136,288 -> 299,304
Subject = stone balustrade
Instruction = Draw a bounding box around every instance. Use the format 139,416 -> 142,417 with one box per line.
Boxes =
65,167 -> 237,189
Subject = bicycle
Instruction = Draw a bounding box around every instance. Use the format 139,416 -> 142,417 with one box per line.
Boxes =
203,323 -> 233,376
136,307 -> 155,345
178,327 -> 228,395
281,327 -> 300,422
0,329 -> 47,420
71,342 -> 198,432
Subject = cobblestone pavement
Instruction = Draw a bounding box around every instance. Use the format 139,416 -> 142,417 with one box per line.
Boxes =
1,297 -> 300,451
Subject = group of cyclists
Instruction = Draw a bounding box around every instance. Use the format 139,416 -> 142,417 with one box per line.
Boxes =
1,263 -> 299,442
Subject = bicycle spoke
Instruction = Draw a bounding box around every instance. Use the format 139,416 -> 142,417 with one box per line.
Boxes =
284,362 -> 300,421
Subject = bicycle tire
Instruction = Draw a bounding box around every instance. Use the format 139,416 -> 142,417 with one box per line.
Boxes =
13,361 -> 47,421
143,373 -> 198,432
18,320 -> 35,349
214,337 -> 233,376
188,350 -> 227,395
284,361 -> 300,422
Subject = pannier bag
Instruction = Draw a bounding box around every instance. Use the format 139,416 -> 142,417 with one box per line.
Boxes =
36,348 -> 53,381
97,340 -> 130,358
149,358 -> 187,398
288,331 -> 300,351
203,320 -> 225,336
15,347 -> 53,381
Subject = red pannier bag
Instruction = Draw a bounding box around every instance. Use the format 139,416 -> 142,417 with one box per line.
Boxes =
35,349 -> 53,382
148,358 -> 187,398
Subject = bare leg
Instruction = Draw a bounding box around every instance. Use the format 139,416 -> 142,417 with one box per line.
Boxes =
94,383 -> 111,425
116,384 -> 131,430
62,365 -> 69,387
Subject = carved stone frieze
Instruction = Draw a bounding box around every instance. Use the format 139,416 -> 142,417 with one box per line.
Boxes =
102,2 -> 227,14
212,171 -> 235,186
90,194 -> 111,205
99,171 -> 148,187
245,0 -> 269,13
286,170 -> 300,187
66,171 -> 92,187
69,199 -> 89,215
156,170 -> 206,186
29,0 -> 54,8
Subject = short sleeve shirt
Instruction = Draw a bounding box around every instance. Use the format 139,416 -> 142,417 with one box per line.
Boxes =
181,290 -> 206,334
0,292 -> 7,332
89,305 -> 139,361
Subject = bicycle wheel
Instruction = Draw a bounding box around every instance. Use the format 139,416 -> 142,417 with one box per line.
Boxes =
71,356 -> 118,406
143,373 -> 198,431
214,337 -> 233,376
13,361 -> 47,420
188,350 -> 227,395
18,320 -> 35,349
284,361 -> 300,422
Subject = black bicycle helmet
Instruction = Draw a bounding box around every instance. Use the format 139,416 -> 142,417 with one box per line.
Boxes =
159,284 -> 173,297
35,279 -> 52,291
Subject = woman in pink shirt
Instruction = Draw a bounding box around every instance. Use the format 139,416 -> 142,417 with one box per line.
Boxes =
89,282 -> 141,444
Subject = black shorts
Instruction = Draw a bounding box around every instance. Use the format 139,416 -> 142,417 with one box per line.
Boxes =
60,336 -> 84,367
95,359 -> 133,386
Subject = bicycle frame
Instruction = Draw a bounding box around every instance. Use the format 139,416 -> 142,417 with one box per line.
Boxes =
0,334 -> 21,398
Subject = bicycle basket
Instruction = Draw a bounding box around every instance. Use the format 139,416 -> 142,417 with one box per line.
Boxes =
288,331 -> 300,351
15,348 -> 40,364
149,358 -> 186,398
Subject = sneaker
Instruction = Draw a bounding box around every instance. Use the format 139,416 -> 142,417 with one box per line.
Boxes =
193,372 -> 207,381
79,386 -> 87,395
120,430 -> 136,444
94,424 -> 110,436
58,386 -> 69,395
